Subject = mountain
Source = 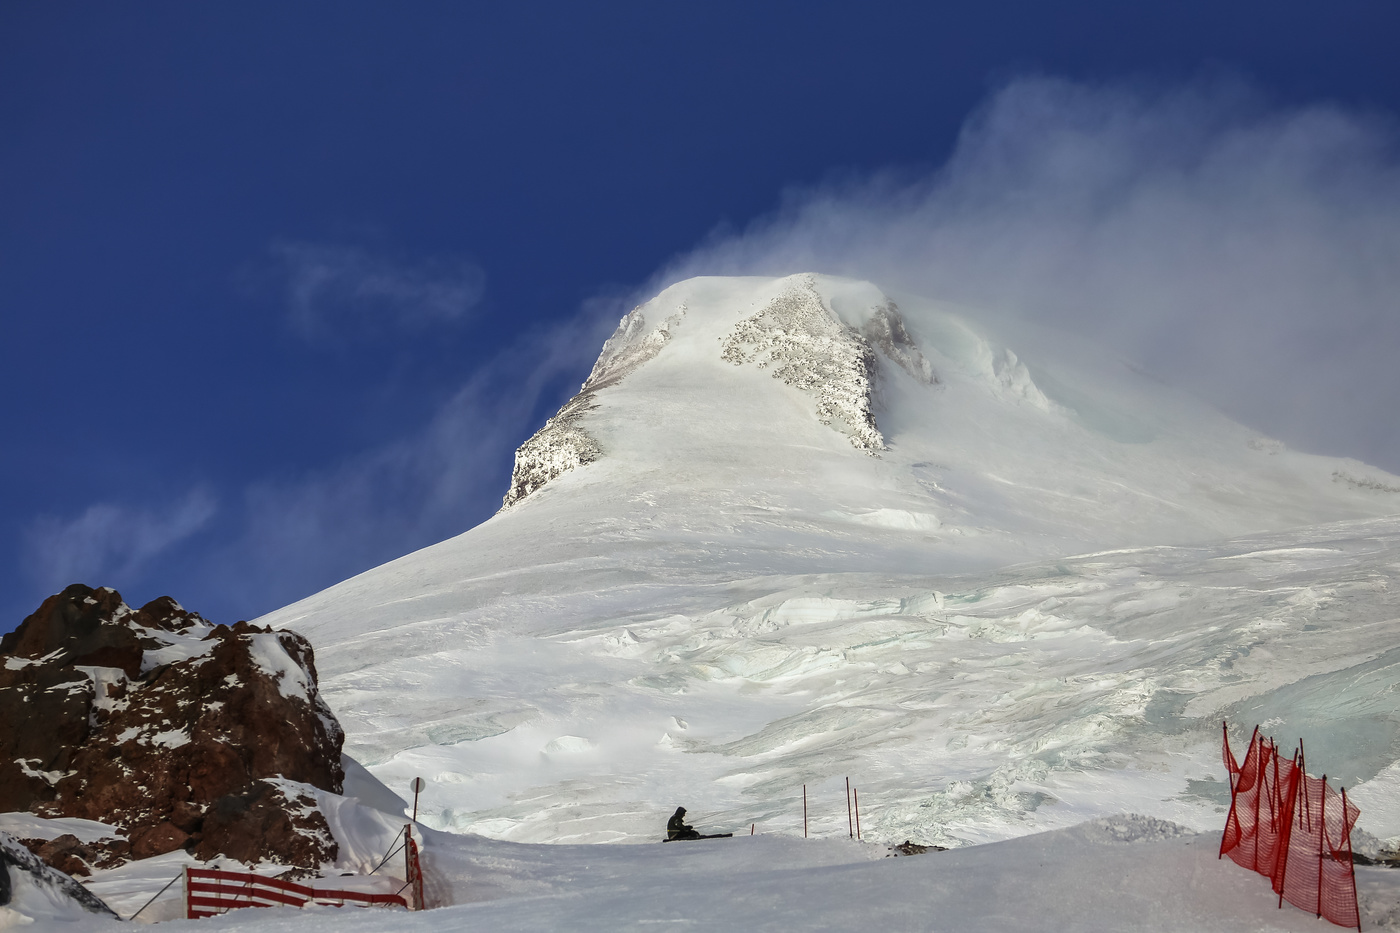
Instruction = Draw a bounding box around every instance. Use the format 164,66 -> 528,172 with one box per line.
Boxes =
259,273 -> 1400,848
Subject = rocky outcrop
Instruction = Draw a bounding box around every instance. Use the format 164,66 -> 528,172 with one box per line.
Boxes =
500,393 -> 604,509
0,585 -> 343,873
721,277 -> 886,452
862,301 -> 937,386
499,277 -> 940,503
501,305 -> 686,509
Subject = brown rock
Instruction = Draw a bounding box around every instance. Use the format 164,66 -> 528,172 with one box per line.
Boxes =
0,584 -> 143,677
169,799 -> 205,834
129,822 -> 191,860
34,834 -> 94,877
1,585 -> 345,871
194,781 -> 335,866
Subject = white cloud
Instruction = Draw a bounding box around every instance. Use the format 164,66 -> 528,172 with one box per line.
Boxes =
271,241 -> 486,340
24,489 -> 217,592
658,75 -> 1400,471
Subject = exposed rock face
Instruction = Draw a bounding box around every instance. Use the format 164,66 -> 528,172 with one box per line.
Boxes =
721,277 -> 886,452
501,305 -> 686,509
499,277 -> 939,503
862,301 -> 937,386
500,393 -> 604,509
0,585 -> 343,873
583,304 -> 685,392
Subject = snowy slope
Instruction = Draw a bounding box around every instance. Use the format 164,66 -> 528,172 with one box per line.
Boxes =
258,274 -> 1400,854
43,816 -> 1400,932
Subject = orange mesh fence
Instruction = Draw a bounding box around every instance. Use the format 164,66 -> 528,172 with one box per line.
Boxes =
1221,723 -> 1360,931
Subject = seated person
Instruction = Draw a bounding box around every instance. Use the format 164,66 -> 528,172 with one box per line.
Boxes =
667,806 -> 701,840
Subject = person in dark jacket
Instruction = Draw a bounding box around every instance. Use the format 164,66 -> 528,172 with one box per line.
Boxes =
667,806 -> 701,840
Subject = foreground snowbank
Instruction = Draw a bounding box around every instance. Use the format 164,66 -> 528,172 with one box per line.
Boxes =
19,815 -> 1398,931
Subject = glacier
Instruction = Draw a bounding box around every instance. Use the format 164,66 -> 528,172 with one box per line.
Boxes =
253,273 -> 1400,857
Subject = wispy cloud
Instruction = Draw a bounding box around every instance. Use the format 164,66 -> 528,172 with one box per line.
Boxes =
660,75 -> 1400,470
22,75 -> 1400,628
271,241 -> 486,340
198,300 -> 621,614
24,489 -> 217,594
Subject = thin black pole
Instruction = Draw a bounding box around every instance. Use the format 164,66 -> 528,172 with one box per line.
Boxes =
1342,786 -> 1361,933
1317,776 -> 1327,919
846,777 -> 853,839
803,784 -> 808,838
126,872 -> 182,921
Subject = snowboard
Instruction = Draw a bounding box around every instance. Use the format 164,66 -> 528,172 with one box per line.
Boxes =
663,833 -> 733,842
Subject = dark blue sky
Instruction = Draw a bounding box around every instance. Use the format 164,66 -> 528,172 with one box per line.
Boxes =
4,2 -> 1399,632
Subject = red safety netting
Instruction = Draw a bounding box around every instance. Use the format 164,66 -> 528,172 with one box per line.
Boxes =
405,829 -> 426,910
184,823 -> 427,918
1220,724 -> 1361,931
183,867 -> 409,918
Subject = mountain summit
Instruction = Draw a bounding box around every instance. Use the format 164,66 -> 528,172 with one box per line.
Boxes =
261,274 -> 1400,847
501,273 -> 1392,553
502,275 -> 935,507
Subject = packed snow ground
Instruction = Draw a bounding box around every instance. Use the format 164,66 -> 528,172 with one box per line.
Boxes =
12,815 -> 1400,930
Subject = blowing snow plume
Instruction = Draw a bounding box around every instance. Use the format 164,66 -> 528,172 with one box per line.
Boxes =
663,76 -> 1400,473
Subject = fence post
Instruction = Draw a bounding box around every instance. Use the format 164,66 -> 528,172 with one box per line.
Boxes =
854,788 -> 861,840
1317,778 -> 1327,919
1342,786 -> 1361,933
846,777 -> 853,839
182,866 -> 190,920
1260,734 -> 1271,874
1276,748 -> 1296,909
803,785 -> 808,838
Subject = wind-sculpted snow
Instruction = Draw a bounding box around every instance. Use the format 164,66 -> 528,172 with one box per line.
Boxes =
265,517 -> 1400,854
720,275 -> 885,451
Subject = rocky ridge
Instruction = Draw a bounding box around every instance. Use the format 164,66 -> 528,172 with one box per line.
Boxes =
719,277 -> 937,451
501,304 -> 687,508
501,275 -> 940,506
0,585 -> 344,874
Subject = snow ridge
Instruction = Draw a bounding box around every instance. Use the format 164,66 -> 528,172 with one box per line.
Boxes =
502,306 -> 686,508
719,275 -> 885,452
584,305 -> 686,392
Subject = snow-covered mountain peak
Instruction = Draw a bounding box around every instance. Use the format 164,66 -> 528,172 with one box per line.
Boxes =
503,274 -> 949,506
498,272 -> 1400,549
